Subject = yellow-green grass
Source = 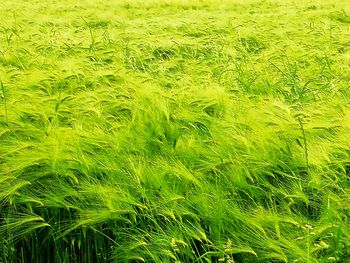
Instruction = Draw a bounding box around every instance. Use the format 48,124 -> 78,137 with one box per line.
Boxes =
1,0 -> 350,262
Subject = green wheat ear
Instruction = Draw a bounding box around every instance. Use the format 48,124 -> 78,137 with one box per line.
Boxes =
0,80 -> 8,124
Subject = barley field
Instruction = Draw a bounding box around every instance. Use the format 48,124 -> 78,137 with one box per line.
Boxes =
1,0 -> 350,262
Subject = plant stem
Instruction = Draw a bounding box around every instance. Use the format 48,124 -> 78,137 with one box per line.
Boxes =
0,80 -> 8,124
298,117 -> 309,169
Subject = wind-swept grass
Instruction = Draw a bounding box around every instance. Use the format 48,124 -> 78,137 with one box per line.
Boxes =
1,0 -> 350,262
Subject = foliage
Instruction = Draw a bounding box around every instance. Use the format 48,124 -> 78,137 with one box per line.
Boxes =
1,0 -> 350,262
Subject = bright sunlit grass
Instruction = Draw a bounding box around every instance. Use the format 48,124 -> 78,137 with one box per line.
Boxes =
1,0 -> 350,262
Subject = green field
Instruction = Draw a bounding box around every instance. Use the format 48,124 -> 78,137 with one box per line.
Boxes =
1,0 -> 350,262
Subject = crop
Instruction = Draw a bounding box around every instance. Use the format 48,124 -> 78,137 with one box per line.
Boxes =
1,0 -> 350,262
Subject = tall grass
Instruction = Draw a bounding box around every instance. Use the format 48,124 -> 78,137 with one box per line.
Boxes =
1,0 -> 350,262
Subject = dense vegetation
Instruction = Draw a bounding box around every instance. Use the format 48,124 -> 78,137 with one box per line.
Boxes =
1,0 -> 350,262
